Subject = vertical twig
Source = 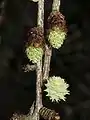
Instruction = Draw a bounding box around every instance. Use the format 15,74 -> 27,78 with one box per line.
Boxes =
43,45 -> 52,82
35,0 -> 44,119
37,0 -> 44,27
52,0 -> 60,11
35,61 -> 43,120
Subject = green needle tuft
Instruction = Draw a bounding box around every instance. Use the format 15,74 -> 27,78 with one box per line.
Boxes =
44,76 -> 70,102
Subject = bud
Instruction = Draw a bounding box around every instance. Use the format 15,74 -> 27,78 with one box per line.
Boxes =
44,76 -> 70,102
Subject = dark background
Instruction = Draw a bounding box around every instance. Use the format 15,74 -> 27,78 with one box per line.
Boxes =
0,0 -> 90,119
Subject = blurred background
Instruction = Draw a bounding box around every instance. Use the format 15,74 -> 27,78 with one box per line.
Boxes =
0,0 -> 90,119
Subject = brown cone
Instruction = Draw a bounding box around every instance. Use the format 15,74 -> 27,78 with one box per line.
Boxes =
26,27 -> 44,48
47,11 -> 67,32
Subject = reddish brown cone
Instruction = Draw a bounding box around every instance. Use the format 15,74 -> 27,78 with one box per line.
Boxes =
26,27 -> 44,48
47,11 -> 67,32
